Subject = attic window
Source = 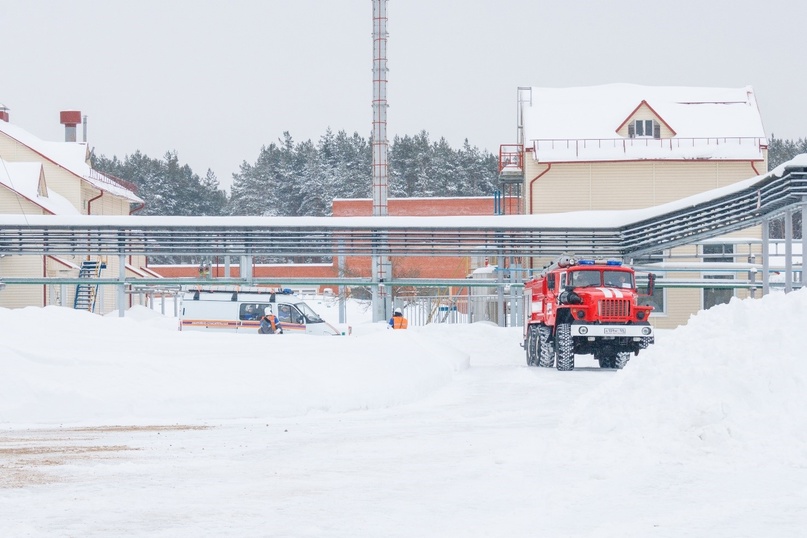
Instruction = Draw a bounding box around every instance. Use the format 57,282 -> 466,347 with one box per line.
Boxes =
629,119 -> 660,139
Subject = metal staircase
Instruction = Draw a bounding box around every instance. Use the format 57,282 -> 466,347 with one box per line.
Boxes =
74,259 -> 105,312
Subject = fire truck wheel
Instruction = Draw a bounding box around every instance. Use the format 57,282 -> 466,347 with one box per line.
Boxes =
525,326 -> 538,366
639,336 -> 654,349
614,352 -> 630,369
537,325 -> 554,368
555,323 -> 574,371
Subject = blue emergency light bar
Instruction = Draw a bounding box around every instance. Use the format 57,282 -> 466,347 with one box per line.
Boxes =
577,259 -> 623,266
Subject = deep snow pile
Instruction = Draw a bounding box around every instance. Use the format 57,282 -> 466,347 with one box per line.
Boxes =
3,287 -> 807,473
0,305 -> 469,425
556,288 -> 807,465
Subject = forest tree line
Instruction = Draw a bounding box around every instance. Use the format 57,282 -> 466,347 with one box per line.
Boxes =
92,130 -> 499,218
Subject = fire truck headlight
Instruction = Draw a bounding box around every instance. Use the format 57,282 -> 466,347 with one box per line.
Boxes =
576,310 -> 585,319
637,311 -> 646,320
642,327 -> 652,335
579,326 -> 588,335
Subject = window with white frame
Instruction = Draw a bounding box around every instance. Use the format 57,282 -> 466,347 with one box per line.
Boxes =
629,119 -> 660,139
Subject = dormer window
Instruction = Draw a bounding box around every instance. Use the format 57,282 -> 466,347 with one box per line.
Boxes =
628,119 -> 660,139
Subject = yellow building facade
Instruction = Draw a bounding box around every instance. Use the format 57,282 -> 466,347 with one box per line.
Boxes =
0,109 -> 147,313
516,85 -> 768,328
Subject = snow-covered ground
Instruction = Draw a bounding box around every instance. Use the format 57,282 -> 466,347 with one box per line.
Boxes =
1,290 -> 806,537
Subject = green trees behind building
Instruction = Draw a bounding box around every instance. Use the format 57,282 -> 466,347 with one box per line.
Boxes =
92,130 -> 498,218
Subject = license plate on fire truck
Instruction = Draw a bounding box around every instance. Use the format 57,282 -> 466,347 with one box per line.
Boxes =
572,325 -> 653,337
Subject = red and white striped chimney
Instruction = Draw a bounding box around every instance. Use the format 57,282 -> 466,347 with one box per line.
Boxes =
60,110 -> 81,142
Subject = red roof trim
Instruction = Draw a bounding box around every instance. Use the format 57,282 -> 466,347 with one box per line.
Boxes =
0,182 -> 55,214
0,129 -> 131,199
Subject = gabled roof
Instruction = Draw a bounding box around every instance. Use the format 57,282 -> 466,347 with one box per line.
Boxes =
0,158 -> 79,215
0,119 -> 143,203
615,100 -> 677,136
523,84 -> 766,139
521,84 -> 767,162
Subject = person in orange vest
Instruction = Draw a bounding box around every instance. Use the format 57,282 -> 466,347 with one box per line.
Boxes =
259,306 -> 283,334
388,307 -> 408,329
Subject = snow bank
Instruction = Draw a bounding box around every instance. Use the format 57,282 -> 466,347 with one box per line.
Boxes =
0,306 -> 469,426
556,288 -> 807,466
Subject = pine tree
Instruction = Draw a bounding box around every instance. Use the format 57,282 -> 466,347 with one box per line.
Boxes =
92,150 -> 227,217
767,136 -> 807,171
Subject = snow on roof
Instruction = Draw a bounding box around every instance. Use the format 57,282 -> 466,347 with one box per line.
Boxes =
523,84 -> 767,162
0,119 -> 142,203
0,158 -> 79,215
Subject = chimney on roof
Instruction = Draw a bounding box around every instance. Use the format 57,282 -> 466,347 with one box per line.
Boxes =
0,104 -> 9,122
60,110 -> 82,142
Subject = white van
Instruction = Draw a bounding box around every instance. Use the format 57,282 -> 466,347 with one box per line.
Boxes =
179,287 -> 345,336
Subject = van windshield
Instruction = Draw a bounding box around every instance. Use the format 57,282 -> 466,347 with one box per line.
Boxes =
296,302 -> 323,323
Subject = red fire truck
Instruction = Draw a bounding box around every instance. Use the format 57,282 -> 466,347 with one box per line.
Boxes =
523,255 -> 655,371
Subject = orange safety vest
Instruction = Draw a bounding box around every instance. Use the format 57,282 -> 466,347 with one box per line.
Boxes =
260,315 -> 278,333
391,316 -> 408,329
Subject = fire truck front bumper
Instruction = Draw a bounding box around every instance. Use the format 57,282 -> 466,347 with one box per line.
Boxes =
571,323 -> 654,338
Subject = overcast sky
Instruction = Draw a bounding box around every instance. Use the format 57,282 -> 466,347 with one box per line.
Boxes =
2,0 -> 806,191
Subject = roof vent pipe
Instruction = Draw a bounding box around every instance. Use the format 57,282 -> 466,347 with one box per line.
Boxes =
83,114 -> 88,142
60,110 -> 81,142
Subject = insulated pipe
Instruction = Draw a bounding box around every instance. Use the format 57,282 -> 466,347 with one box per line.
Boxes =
118,253 -> 126,317
785,208 -> 793,292
802,197 -> 807,287
762,220 -> 770,295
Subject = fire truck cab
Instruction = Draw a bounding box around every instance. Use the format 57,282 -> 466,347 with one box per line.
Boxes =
523,256 -> 655,371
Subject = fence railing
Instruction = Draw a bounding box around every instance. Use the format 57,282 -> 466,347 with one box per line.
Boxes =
397,293 -> 524,328
529,136 -> 766,160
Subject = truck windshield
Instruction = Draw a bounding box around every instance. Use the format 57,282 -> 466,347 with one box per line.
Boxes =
570,270 -> 601,287
604,271 -> 634,289
295,302 -> 323,323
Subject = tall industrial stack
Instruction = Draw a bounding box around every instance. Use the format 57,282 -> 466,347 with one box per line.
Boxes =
371,0 -> 392,321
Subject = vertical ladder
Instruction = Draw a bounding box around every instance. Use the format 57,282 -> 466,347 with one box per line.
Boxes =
74,259 -> 104,312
